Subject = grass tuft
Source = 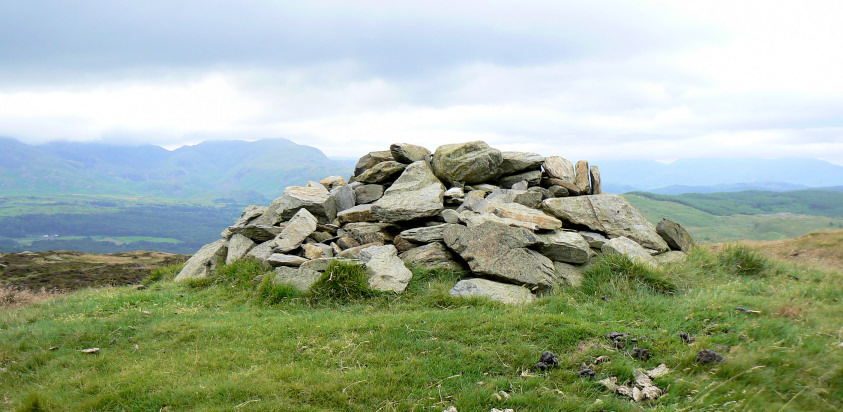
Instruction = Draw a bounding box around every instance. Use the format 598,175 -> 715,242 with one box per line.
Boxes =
718,244 -> 769,276
581,252 -> 678,295
309,260 -> 377,302
144,262 -> 184,284
256,274 -> 302,304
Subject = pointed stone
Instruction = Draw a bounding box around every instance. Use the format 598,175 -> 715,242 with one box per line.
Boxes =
175,240 -> 228,281
543,156 -> 575,183
589,165 -> 602,194
390,143 -> 431,163
226,234 -> 256,264
271,208 -> 318,253
575,160 -> 590,192
656,219 -> 694,251
372,161 -> 445,222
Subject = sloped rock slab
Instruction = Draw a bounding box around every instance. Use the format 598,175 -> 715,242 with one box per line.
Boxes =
478,200 -> 562,231
354,150 -> 393,176
372,160 -> 445,222
390,143 -> 431,163
226,225 -> 282,243
543,194 -> 669,252
499,151 -> 544,175
358,245 -> 413,293
450,278 -> 535,304
538,230 -> 592,264
543,156 -> 575,182
266,253 -> 309,267
226,233 -> 256,264
399,242 -> 464,270
444,221 -> 556,289
354,161 -> 406,184
396,224 -> 449,244
175,240 -> 228,281
271,208 -> 318,253
276,185 -> 338,224
337,204 -> 378,224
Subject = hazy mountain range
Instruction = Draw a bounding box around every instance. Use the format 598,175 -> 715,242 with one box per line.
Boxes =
3,137 -> 843,200
0,137 -> 352,203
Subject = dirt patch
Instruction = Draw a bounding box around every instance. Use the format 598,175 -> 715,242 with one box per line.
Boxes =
0,250 -> 188,292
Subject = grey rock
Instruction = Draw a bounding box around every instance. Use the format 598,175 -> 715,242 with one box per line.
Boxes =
396,223 -> 449,244
306,181 -> 327,190
499,151 -> 545,175
457,190 -> 488,213
337,242 -> 384,259
601,237 -> 658,268
390,143 -> 431,163
553,262 -> 584,287
308,231 -> 335,243
320,175 -> 347,191
342,222 -> 398,245
444,187 -> 465,199
372,161 -> 445,222
266,253 -> 309,267
227,225 -> 283,243
399,242 -> 464,270
358,245 -> 413,293
654,251 -> 687,266
538,231 -> 592,264
226,234 -> 256,265
175,240 -> 228,281
276,185 -> 338,224
392,235 -> 419,252
574,160 -> 590,193
548,185 -> 569,198
353,184 -> 385,204
253,196 -> 284,226
271,208 -> 318,253
444,221 -> 556,289
354,150 -> 393,176
331,184 -> 356,213
543,194 -> 669,252
246,240 -> 274,261
231,205 -> 267,227
545,179 -> 583,196
499,170 -> 542,189
431,141 -> 503,184
272,266 -> 322,292
656,219 -> 695,251
450,278 -> 535,305
589,165 -> 602,194
300,257 -> 337,272
579,231 -> 609,248
486,189 -> 543,209
302,243 -> 332,260
511,180 -> 529,191
336,236 -> 360,250
474,200 -> 563,231
337,204 -> 378,224
528,186 -> 553,200
457,210 -> 543,231
543,156 -> 575,183
441,208 -> 461,224
354,161 -> 407,184
471,183 -> 500,193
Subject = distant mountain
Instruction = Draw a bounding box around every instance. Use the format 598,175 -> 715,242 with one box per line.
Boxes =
0,137 -> 352,202
596,158 -> 843,193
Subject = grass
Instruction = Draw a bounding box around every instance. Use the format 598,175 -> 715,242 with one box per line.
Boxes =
1,250 -> 841,411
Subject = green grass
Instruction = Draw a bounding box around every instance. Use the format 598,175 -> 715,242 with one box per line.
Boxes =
1,252 -> 841,411
626,193 -> 843,242
629,190 -> 843,218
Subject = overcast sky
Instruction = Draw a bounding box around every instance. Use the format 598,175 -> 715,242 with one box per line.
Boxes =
1,0 -> 841,164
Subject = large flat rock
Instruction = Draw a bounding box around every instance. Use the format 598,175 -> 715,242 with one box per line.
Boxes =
444,221 -> 556,289
276,185 -> 338,224
271,208 -> 318,253
390,143 -> 431,163
542,194 -> 669,252
537,230 -> 592,264
399,242 -> 464,270
601,236 -> 658,268
499,151 -> 544,176
371,160 -> 445,222
358,245 -> 413,293
450,278 -> 535,304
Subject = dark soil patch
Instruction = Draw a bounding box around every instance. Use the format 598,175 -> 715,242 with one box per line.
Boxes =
0,250 -> 188,292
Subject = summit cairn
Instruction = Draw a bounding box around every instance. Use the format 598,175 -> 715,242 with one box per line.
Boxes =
175,141 -> 692,301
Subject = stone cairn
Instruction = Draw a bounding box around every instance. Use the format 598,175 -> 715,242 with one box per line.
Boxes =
175,141 -> 693,304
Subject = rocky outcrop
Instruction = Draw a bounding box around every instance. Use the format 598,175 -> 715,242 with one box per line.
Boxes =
180,140 -> 693,303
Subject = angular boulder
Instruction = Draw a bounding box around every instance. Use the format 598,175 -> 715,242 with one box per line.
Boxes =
543,156 -> 575,183
399,242 -> 464,270
354,150 -> 393,176
601,237 -> 658,268
537,231 -> 592,264
589,165 -> 602,195
499,170 -> 542,189
272,266 -> 322,292
431,141 -> 502,184
543,194 -> 669,252
353,184 -> 384,204
390,143 -> 431,163
276,185 -> 338,224
476,200 -> 563,231
246,240 -> 274,261
320,175 -> 347,191
358,245 -> 413,293
342,222 -> 398,245
336,204 -> 377,224
371,160 -> 445,222
499,151 -> 545,175
266,253 -> 309,267
226,225 -> 283,243
271,208 -> 318,253
450,278 -> 535,305
226,233 -> 256,264
486,189 -> 543,209
656,219 -> 694,251
396,224 -> 449,244
330,184 -> 356,213
175,240 -> 228,281
575,160 -> 590,192
354,161 -> 406,184
444,221 -> 556,289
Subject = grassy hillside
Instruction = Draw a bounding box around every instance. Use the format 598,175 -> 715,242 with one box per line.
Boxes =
625,193 -> 843,243
1,249 -> 840,411
629,190 -> 843,218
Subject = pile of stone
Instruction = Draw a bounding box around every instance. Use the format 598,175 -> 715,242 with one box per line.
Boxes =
174,141 -> 693,304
